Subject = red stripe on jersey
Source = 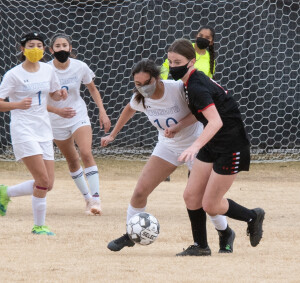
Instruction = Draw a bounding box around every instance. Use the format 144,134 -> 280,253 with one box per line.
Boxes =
233,152 -> 241,156
198,103 -> 215,113
184,69 -> 197,87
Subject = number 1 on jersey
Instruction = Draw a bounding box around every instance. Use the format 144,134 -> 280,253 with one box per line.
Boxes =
36,91 -> 41,105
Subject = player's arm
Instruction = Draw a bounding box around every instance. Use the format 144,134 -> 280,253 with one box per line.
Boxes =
47,104 -> 76,118
178,105 -> 223,162
101,103 -> 136,147
0,97 -> 32,112
164,113 -> 198,138
86,81 -> 111,133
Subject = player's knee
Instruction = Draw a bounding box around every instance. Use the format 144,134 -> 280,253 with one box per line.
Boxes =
35,175 -> 50,189
183,190 -> 194,206
202,199 -> 218,215
80,150 -> 93,164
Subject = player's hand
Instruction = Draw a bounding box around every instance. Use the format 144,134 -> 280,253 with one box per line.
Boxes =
164,125 -> 179,138
101,135 -> 115,147
60,88 -> 68,100
99,113 -> 111,133
50,89 -> 68,101
178,144 -> 200,163
18,97 -> 32,109
57,107 -> 76,118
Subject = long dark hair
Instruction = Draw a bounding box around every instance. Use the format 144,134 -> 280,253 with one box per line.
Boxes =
197,25 -> 215,75
131,59 -> 161,108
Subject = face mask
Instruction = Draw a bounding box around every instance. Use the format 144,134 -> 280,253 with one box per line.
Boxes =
169,62 -> 190,81
54,50 -> 70,63
24,47 -> 44,63
196,37 -> 210,49
136,81 -> 157,98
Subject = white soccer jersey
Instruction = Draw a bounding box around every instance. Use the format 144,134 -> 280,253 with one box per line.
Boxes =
48,58 -> 95,128
0,62 -> 61,144
130,80 -> 203,151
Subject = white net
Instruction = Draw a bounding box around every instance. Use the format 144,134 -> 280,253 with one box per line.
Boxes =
0,0 -> 299,162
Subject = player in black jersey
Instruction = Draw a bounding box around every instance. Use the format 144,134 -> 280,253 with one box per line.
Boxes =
166,38 -> 265,256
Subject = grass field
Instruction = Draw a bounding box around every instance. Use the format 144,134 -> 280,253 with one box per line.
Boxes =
0,160 -> 299,282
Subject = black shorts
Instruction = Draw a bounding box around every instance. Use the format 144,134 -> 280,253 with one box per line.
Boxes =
196,145 -> 250,175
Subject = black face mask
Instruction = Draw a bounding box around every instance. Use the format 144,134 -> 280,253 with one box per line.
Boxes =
53,50 -> 70,63
169,62 -> 190,81
196,37 -> 210,49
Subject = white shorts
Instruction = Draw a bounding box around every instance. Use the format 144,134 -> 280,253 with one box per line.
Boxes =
52,117 -> 91,141
13,140 -> 54,161
152,142 -> 194,170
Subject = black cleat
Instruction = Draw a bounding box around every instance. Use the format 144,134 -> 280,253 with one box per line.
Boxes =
176,245 -> 211,256
218,227 -> 235,253
107,234 -> 135,252
247,208 -> 265,247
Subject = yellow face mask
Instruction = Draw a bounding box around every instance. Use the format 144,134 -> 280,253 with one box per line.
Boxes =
24,47 -> 44,63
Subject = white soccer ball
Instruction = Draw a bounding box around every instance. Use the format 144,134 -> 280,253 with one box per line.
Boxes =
126,212 -> 160,245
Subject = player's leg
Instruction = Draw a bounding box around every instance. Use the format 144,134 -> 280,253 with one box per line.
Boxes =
108,145 -> 178,252
176,158 -> 212,256
22,154 -> 54,235
203,149 -> 265,247
73,125 -> 101,215
185,157 -> 232,253
54,136 -> 93,214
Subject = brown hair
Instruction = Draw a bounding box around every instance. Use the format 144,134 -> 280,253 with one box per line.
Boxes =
168,38 -> 196,61
197,25 -> 215,76
131,59 -> 161,108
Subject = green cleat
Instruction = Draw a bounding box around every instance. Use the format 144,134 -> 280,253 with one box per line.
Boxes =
31,225 -> 55,236
0,185 -> 10,216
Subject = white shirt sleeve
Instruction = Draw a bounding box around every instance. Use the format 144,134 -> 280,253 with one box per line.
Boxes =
0,71 -> 15,99
82,62 -> 95,85
129,93 -> 145,112
49,67 -> 61,93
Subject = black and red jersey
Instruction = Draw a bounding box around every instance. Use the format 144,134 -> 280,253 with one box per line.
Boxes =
184,70 -> 250,152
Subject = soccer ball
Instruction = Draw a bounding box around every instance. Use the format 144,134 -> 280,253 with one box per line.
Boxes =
126,212 -> 160,245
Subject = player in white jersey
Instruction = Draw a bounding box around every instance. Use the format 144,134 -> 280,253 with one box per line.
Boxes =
102,60 -> 232,253
0,32 -> 67,235
47,33 -> 111,215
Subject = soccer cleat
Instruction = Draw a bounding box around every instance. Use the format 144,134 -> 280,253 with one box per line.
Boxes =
247,208 -> 265,247
85,198 -> 102,216
218,227 -> 235,253
176,245 -> 211,256
107,234 -> 135,252
0,185 -> 10,216
31,225 -> 55,235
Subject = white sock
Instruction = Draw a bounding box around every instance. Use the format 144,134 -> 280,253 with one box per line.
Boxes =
126,204 -> 146,225
84,166 -> 100,201
32,196 -> 46,226
70,167 -> 91,200
209,215 -> 228,231
7,180 -> 34,197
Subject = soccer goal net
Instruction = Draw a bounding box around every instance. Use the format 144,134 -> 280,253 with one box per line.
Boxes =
0,0 -> 299,162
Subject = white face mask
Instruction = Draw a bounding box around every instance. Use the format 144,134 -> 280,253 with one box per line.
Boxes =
136,81 -> 157,98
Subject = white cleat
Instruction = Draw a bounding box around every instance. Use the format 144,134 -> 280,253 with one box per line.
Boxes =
85,198 -> 102,216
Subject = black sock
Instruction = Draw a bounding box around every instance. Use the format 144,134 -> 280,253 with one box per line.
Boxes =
187,208 -> 208,248
224,199 -> 257,223
217,225 -> 231,236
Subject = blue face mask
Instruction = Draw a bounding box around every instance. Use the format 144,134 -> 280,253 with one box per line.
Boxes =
136,81 -> 157,98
